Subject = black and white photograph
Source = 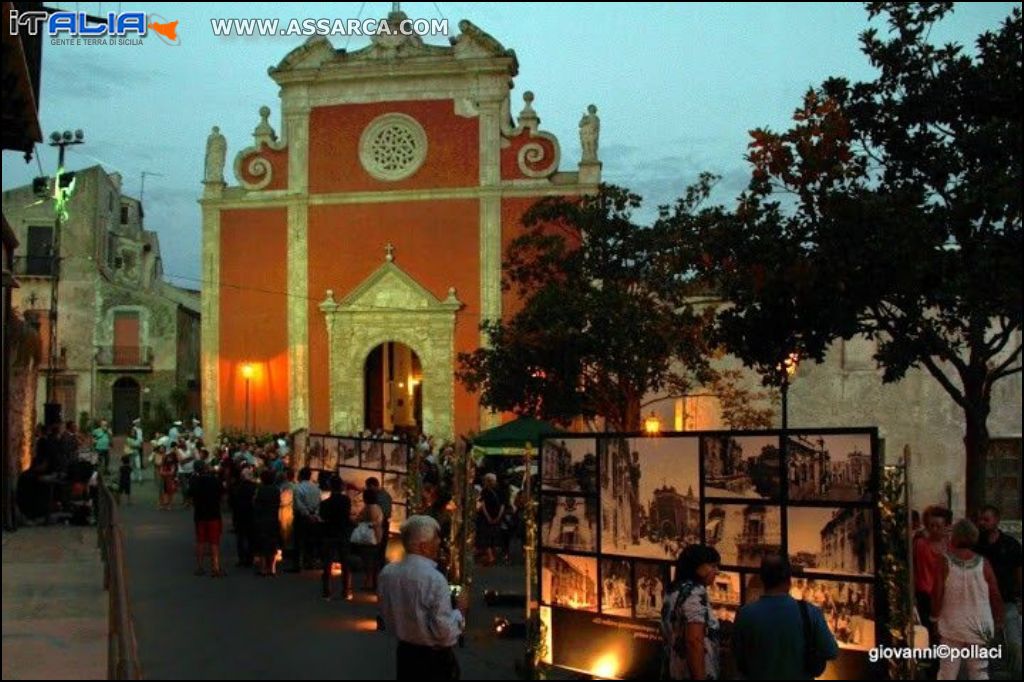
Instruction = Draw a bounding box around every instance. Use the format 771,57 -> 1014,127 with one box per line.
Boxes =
633,561 -> 668,620
708,571 -> 742,623
541,495 -> 597,553
389,504 -> 407,534
337,438 -> 360,466
321,437 -> 340,470
307,435 -> 326,469
705,503 -> 782,568
599,559 -> 633,617
542,438 -> 598,494
789,578 -> 876,650
383,472 -> 408,505
786,433 -> 872,502
600,437 -> 700,561
701,435 -> 780,500
337,466 -> 376,517
542,554 -> 598,612
361,440 -> 385,468
788,507 -> 874,576
384,441 -> 409,472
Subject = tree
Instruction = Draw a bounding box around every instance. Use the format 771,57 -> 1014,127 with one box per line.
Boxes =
688,2 -> 1022,513
458,185 -> 715,431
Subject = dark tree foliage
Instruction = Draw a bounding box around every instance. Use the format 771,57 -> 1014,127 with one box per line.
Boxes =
683,2 -> 1021,512
458,185 -> 714,431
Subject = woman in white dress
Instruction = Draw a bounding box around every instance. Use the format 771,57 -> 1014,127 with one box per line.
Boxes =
934,519 -> 1005,680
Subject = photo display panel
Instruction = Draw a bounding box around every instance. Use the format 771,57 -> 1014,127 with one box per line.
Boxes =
538,428 -> 881,680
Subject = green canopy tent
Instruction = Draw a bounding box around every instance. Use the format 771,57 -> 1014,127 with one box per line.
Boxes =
471,416 -> 567,458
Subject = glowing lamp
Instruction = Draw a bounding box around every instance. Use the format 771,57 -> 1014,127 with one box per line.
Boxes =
592,653 -> 620,678
643,412 -> 662,436
242,363 -> 254,379
779,351 -> 800,378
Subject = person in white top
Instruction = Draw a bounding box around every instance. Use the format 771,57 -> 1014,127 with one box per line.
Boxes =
191,418 -> 204,440
935,519 -> 1005,680
126,418 -> 144,483
378,515 -> 467,680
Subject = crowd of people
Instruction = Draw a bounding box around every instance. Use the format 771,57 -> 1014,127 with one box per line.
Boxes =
912,504 -> 1022,680
21,416 -> 1020,682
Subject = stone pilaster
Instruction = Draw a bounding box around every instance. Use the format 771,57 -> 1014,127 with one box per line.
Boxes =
200,201 -> 221,439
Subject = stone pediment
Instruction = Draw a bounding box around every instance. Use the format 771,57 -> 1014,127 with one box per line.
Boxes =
271,36 -> 336,73
270,16 -> 517,79
326,259 -> 461,313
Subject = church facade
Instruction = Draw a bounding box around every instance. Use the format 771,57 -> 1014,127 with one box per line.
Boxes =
200,12 -> 601,440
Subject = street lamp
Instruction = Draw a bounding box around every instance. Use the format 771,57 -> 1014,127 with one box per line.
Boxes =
242,363 -> 254,433
43,128 -> 84,424
643,411 -> 662,436
778,351 -> 800,431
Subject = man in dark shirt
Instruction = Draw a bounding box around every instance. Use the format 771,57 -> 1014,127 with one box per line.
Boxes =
367,477 -> 392,567
733,554 -> 839,679
320,475 -> 353,600
976,504 -> 1022,677
191,461 -> 225,577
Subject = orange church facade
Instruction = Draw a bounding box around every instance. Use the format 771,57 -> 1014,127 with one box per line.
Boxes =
200,13 -> 601,440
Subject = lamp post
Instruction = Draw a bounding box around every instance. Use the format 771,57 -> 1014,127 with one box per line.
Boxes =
242,363 -> 254,433
779,351 -> 800,431
43,129 -> 84,424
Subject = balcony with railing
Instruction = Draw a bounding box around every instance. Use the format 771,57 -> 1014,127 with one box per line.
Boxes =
13,255 -> 57,277
96,346 -> 153,371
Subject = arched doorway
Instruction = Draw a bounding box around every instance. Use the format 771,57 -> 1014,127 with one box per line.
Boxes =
112,377 -> 141,435
363,341 -> 422,435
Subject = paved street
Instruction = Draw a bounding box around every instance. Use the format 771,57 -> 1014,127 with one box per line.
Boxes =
2,525 -> 107,680
120,479 -> 530,680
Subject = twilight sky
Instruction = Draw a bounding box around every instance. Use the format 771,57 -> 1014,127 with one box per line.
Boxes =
2,2 -> 1016,289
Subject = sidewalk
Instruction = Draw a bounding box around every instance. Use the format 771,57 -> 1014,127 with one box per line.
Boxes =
1,525 -> 107,680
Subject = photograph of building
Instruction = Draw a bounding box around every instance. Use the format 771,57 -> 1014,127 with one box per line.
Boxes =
600,437 -> 700,560
709,571 -> 742,623
542,495 -> 597,552
542,554 -> 598,612
600,559 -> 633,617
701,435 -> 780,499
706,503 -> 783,568
788,507 -> 874,576
787,434 -> 872,502
542,438 -> 597,494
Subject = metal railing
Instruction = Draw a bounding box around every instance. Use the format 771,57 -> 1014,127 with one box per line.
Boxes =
96,346 -> 153,367
12,255 -> 57,277
96,480 -> 142,680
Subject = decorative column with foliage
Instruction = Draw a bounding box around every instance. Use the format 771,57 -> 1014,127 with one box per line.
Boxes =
879,446 -> 915,680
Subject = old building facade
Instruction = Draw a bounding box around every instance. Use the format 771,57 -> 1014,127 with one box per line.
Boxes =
650,341 -> 1022,521
200,11 -> 601,441
4,166 -> 201,434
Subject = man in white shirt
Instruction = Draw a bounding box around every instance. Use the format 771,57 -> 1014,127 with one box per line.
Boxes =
191,418 -> 204,441
126,418 -> 144,482
291,467 -> 322,571
168,420 -> 182,443
379,515 -> 467,680
176,441 -> 195,507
